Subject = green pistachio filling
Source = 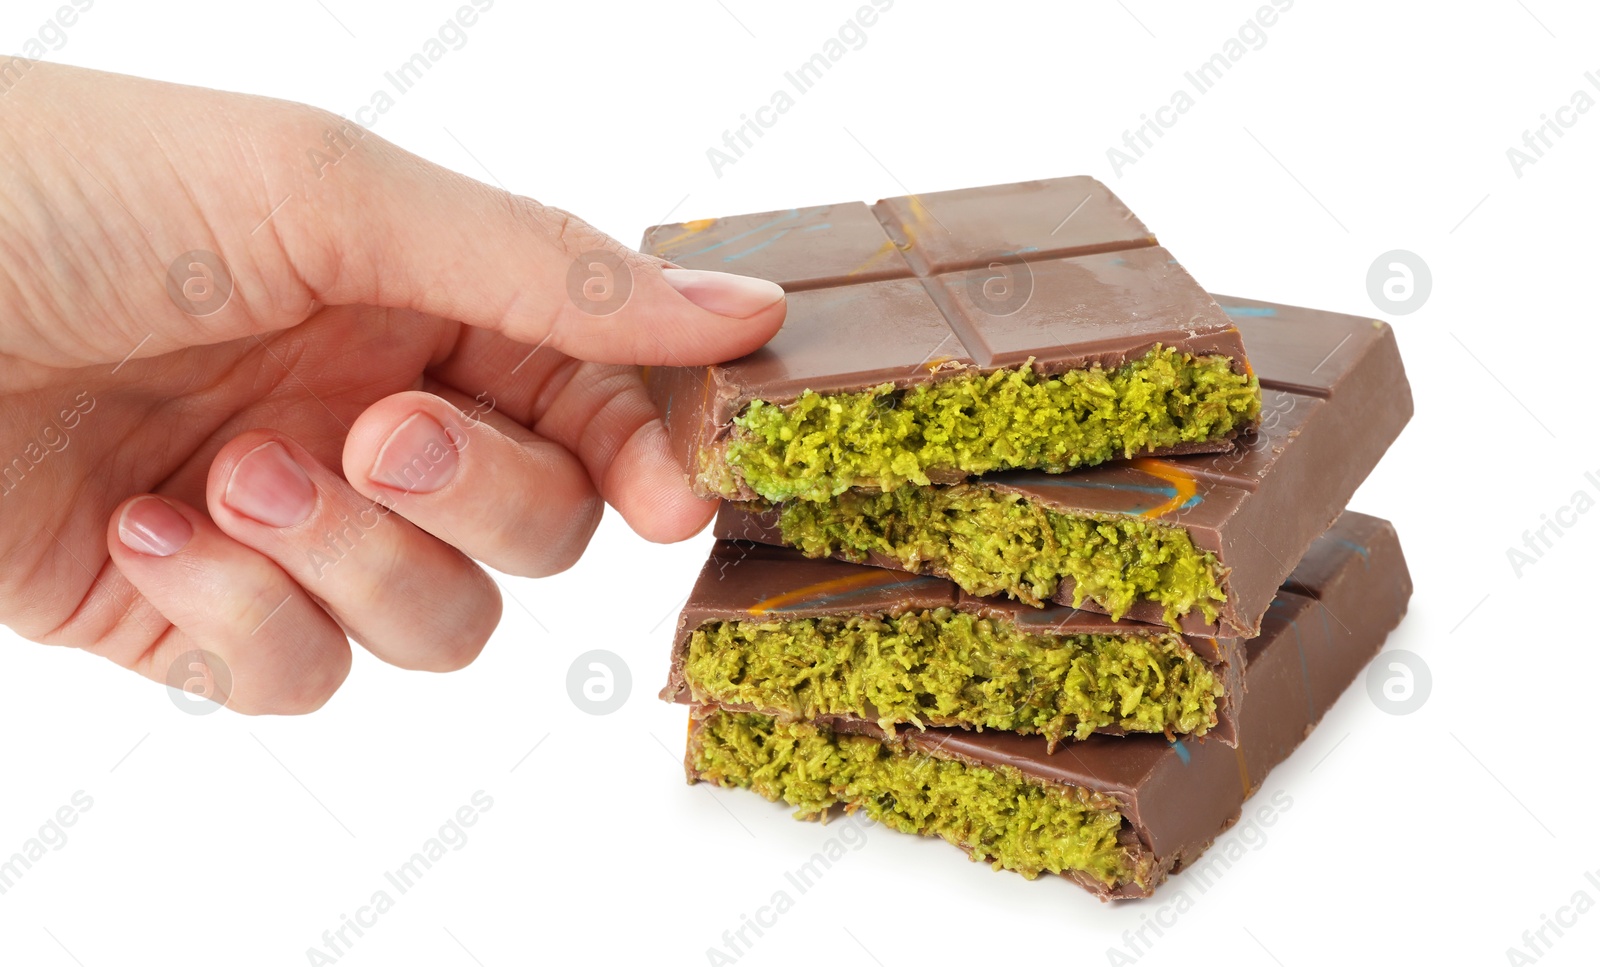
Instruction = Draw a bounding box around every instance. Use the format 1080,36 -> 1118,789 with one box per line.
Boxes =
692,710 -> 1147,888
720,347 -> 1260,502
684,608 -> 1219,746
775,487 -> 1227,627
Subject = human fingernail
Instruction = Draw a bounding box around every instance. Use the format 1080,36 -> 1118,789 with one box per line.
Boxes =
118,496 -> 193,557
368,413 -> 460,495
661,268 -> 784,318
224,441 -> 315,527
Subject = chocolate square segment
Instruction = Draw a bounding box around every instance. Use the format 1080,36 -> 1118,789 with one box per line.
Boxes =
931,246 -> 1241,370
715,277 -> 972,404
640,202 -> 912,291
1212,296 -> 1385,397
871,175 -> 1156,275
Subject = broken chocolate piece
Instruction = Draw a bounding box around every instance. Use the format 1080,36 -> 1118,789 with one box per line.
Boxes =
716,296 -> 1412,637
641,177 -> 1260,503
663,540 -> 1245,749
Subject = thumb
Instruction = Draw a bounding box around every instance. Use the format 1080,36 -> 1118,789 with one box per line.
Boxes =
279,123 -> 785,366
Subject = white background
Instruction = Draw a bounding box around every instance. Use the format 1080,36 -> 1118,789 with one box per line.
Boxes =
1,1 -> 1596,965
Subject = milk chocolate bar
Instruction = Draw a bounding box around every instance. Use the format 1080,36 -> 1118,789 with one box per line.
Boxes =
641,177 -> 1261,503
717,296 -> 1412,637
682,512 -> 1411,899
662,540 -> 1246,750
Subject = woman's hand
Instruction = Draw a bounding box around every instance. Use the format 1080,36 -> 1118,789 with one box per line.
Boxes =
0,64 -> 785,713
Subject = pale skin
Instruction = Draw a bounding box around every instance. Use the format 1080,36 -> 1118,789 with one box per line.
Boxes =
0,64 -> 787,713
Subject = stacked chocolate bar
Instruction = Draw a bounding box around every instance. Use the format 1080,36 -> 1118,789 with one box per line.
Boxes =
641,177 -> 1412,899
